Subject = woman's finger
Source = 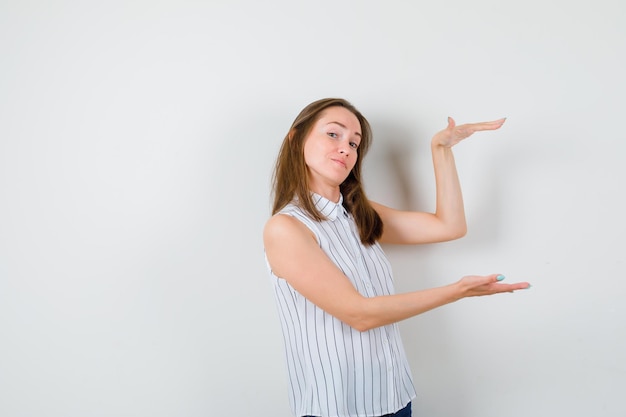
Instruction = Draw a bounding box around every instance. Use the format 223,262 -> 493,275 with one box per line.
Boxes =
464,118 -> 506,132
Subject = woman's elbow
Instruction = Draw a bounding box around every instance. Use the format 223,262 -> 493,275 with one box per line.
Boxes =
341,301 -> 381,332
440,223 -> 467,242
346,317 -> 378,332
451,225 -> 468,240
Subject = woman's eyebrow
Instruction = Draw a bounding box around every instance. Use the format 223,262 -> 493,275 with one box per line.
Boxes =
326,121 -> 362,137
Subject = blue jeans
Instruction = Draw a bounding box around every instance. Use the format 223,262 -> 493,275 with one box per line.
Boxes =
388,402 -> 412,417
304,402 -> 411,417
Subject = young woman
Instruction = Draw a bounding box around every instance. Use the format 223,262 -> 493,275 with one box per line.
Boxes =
264,98 -> 530,417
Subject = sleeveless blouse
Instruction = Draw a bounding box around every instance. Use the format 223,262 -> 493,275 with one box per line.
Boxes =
266,194 -> 416,417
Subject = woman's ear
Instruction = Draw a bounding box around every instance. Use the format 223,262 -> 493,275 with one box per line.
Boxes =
288,128 -> 296,141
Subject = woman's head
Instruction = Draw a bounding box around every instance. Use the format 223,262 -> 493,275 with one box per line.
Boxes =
288,98 -> 373,184
272,98 -> 371,204
271,98 -> 382,244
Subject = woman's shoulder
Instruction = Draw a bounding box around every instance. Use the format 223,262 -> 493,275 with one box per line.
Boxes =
264,212 -> 315,248
264,212 -> 297,231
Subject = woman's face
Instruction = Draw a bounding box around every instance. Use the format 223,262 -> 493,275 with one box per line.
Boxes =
303,106 -> 362,195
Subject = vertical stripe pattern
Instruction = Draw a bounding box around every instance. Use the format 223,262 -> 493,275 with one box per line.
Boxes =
266,194 -> 416,417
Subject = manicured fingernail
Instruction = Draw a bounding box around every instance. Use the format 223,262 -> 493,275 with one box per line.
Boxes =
525,284 -> 532,289
496,274 -> 505,281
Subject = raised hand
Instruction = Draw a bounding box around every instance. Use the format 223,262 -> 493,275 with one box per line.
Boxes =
432,117 -> 506,148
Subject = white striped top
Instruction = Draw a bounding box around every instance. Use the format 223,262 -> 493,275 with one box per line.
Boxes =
266,194 -> 416,417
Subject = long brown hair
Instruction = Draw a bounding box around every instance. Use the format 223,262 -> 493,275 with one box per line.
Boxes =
271,98 -> 383,245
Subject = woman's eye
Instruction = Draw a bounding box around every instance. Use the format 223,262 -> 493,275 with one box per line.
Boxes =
327,132 -> 338,138
350,142 -> 359,149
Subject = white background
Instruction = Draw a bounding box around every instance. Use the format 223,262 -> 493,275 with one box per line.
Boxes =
1,1 -> 624,416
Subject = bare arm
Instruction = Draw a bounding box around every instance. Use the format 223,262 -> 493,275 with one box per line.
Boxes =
375,117 -> 506,245
264,212 -> 529,332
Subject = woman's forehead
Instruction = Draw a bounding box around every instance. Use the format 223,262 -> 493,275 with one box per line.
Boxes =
317,107 -> 361,133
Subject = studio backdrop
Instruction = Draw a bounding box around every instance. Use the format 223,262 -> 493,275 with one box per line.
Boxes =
1,1 -> 624,416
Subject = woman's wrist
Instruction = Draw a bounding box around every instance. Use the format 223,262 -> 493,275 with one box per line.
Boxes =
448,281 -> 466,302
431,138 -> 453,150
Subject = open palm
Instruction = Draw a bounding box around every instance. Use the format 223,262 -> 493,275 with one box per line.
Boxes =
433,117 -> 506,148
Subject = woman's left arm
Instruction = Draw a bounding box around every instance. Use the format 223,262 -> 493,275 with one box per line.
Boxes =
373,117 -> 506,245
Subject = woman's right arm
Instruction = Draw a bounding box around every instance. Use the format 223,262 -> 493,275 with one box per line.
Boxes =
264,214 -> 530,332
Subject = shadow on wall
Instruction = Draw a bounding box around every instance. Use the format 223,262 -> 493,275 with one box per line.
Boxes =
364,120 -> 423,211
